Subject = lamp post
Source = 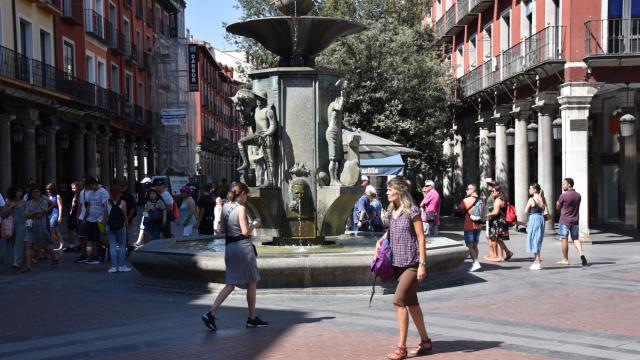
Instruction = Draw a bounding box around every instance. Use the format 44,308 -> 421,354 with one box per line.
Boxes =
552,117 -> 562,140
527,122 -> 538,143
488,131 -> 496,148
620,83 -> 637,137
506,127 -> 515,145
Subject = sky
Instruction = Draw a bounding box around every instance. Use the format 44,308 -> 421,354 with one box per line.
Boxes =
185,1 -> 243,50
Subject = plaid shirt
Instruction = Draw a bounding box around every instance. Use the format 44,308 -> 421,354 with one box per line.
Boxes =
386,205 -> 421,267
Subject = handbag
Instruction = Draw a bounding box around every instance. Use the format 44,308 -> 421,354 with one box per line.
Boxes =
543,206 -> 551,222
1,215 -> 14,239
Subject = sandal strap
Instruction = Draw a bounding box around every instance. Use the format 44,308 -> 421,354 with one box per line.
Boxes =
387,346 -> 407,360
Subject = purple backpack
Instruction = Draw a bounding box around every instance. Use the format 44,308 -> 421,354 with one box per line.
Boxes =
369,236 -> 394,306
370,238 -> 394,282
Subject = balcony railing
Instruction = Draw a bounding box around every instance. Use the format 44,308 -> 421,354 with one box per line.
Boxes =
445,5 -> 457,35
145,7 -> 153,27
457,0 -> 469,24
0,44 -> 114,109
458,26 -> 564,98
585,18 -> 640,57
469,0 -> 493,13
123,0 -> 132,8
84,9 -> 105,41
125,42 -> 139,64
134,105 -> 144,125
435,17 -> 444,39
60,0 -> 83,25
106,20 -> 125,54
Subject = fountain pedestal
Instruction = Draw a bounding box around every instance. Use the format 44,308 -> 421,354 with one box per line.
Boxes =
246,68 -> 359,242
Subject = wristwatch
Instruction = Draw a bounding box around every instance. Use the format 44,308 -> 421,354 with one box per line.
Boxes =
419,260 -> 427,266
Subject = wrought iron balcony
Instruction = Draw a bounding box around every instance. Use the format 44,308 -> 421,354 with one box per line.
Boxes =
0,45 -> 99,107
458,26 -> 564,99
145,7 -> 154,27
435,17 -> 445,40
106,20 -> 125,54
445,5 -> 460,36
125,42 -> 138,64
60,0 -> 83,25
134,105 -> 144,125
84,9 -> 105,41
585,18 -> 640,61
469,0 -> 493,14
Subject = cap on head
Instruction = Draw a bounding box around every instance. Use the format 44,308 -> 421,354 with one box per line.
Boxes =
255,89 -> 268,101
424,180 -> 435,187
141,177 -> 152,184
361,175 -> 369,182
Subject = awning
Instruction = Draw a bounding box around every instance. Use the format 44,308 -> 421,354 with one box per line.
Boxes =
342,129 -> 419,160
361,154 -> 405,176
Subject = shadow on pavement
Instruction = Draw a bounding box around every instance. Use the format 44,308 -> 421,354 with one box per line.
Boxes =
431,339 -> 502,354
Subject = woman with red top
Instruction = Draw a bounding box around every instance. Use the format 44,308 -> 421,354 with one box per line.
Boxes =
376,177 -> 432,360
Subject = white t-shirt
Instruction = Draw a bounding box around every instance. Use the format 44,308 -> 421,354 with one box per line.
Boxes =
79,187 -> 110,223
0,193 -> 5,208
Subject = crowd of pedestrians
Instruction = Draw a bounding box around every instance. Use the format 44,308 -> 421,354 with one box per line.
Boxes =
0,176 -> 233,274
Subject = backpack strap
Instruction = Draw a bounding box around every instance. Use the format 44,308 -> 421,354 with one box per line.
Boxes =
466,197 -> 480,214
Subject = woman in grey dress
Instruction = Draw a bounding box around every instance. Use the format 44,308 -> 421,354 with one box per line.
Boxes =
202,182 -> 269,331
23,187 -> 58,272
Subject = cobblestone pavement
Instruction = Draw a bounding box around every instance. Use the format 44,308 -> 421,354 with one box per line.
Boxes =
0,221 -> 638,360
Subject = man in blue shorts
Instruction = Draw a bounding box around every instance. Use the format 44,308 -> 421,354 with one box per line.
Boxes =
458,183 -> 483,272
556,178 -> 587,266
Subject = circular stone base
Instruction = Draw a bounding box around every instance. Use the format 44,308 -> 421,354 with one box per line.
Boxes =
129,236 -> 469,289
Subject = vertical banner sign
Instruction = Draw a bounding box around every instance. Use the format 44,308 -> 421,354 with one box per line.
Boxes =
188,44 -> 199,92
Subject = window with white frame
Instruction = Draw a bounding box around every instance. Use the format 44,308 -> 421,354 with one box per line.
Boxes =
500,9 -> 511,51
19,18 -> 33,57
63,40 -> 75,77
455,44 -> 464,78
469,34 -> 477,69
39,29 -> 53,65
482,24 -> 493,62
86,52 -> 95,84
125,72 -> 133,103
111,63 -> 119,93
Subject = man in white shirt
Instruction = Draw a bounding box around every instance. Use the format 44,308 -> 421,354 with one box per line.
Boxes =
79,177 -> 110,264
154,179 -> 174,238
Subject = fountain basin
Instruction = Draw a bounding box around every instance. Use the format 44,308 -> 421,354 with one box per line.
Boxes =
129,235 -> 469,289
226,17 -> 366,66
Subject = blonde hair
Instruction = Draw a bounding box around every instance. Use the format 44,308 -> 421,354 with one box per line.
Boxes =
386,177 -> 414,217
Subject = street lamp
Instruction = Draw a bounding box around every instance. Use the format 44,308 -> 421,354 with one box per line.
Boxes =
527,122 -> 538,143
506,127 -> 515,146
488,132 -> 496,148
59,133 -> 70,150
36,128 -> 47,147
12,124 -> 23,143
620,83 -> 637,137
552,117 -> 562,140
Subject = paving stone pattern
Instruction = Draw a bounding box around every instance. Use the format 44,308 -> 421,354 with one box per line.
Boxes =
0,219 -> 638,360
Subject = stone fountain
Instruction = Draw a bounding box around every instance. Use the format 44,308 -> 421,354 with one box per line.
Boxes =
129,0 -> 469,289
226,0 -> 368,245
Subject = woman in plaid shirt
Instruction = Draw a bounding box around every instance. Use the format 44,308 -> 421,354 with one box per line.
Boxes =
376,177 -> 432,360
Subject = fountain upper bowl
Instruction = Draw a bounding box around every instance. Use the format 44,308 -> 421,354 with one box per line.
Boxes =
226,16 -> 366,66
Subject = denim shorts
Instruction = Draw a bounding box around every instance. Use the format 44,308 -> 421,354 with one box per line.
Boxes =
559,224 -> 579,240
463,229 -> 481,244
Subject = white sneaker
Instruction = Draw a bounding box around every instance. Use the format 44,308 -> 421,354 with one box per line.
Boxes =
470,261 -> 482,272
119,265 -> 132,273
529,263 -> 542,270
108,266 -> 119,273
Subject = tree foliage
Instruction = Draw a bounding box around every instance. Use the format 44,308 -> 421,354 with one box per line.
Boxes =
227,0 -> 454,181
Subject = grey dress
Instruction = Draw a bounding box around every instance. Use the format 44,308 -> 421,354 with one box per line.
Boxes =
222,202 -> 260,286
24,199 -> 52,245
